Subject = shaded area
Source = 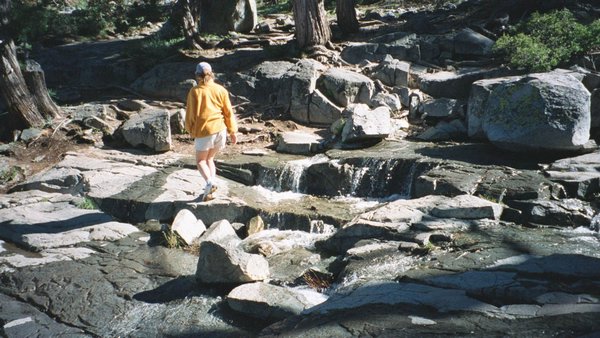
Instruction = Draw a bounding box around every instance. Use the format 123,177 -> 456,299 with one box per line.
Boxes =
262,252 -> 600,336
0,234 -> 261,337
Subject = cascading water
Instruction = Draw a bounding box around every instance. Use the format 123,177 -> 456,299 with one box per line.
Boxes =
259,154 -> 330,193
341,158 -> 420,198
255,155 -> 422,199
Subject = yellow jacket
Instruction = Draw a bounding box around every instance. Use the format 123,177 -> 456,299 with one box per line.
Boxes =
185,81 -> 237,138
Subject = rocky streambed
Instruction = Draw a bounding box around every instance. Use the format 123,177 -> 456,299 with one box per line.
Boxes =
1,136 -> 599,337
2,0 -> 600,335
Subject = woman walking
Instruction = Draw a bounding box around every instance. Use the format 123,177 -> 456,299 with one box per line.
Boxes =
185,62 -> 237,201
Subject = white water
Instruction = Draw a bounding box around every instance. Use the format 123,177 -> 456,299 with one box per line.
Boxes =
332,193 -> 406,211
341,158 -> 417,197
261,155 -> 330,193
250,185 -> 306,203
241,228 -> 333,252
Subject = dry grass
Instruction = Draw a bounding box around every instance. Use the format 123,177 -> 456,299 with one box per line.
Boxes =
302,268 -> 334,291
161,230 -> 187,249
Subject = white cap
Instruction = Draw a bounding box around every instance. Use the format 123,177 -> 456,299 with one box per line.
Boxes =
195,62 -> 212,75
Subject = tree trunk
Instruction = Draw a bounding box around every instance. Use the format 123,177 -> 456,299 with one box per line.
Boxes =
336,0 -> 359,34
292,0 -> 331,49
24,60 -> 61,120
0,40 -> 44,129
171,0 -> 204,49
1,0 -> 60,132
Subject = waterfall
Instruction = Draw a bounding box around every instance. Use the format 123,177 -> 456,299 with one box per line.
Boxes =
260,155 -> 329,193
344,158 -> 419,198
255,155 -> 421,199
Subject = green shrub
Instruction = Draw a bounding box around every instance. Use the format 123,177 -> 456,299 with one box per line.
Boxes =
77,197 -> 98,210
589,20 -> 600,50
493,9 -> 599,72
495,33 -> 553,72
0,166 -> 20,183
10,0 -> 168,45
257,0 -> 291,15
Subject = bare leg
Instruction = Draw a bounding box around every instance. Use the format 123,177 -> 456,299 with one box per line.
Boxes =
195,150 -> 212,183
206,147 -> 219,182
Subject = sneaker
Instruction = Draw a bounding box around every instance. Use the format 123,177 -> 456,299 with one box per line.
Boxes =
202,182 -> 217,201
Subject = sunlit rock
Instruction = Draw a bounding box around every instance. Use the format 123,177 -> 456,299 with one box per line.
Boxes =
171,209 -> 206,245
475,72 -> 591,152
200,220 -> 240,244
341,104 -> 391,143
119,109 -> 172,152
276,131 -> 322,155
227,282 -> 325,321
196,240 -> 269,283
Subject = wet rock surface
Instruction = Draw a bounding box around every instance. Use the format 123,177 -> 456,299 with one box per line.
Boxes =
2,1 -> 600,337
1,140 -> 599,337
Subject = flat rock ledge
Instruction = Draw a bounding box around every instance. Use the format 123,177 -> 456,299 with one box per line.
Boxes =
0,144 -> 599,337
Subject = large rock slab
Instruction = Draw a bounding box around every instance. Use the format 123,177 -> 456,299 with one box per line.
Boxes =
306,281 -> 501,315
276,59 -> 326,124
481,72 -> 591,152
414,163 -> 565,202
542,151 -> 600,200
200,0 -> 257,34
276,131 -> 322,155
453,28 -> 494,56
11,167 -> 84,194
0,293 -> 88,337
318,68 -> 374,107
341,104 -> 391,143
252,61 -> 295,104
419,67 -> 514,99
428,194 -> 503,220
0,191 -> 137,251
227,282 -> 325,321
467,77 -> 513,139
120,109 -> 172,152
0,235 -> 254,337
196,240 -> 269,283
307,89 -> 343,125
373,55 -> 411,87
340,32 -> 421,64
507,198 -> 594,228
130,62 -> 195,102
319,195 -> 502,254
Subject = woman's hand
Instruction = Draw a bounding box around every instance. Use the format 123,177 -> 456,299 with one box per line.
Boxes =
229,132 -> 237,145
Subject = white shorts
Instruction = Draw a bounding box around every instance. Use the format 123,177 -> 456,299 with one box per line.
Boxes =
195,130 -> 227,152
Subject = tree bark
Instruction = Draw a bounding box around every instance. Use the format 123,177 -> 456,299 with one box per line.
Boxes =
0,40 -> 44,129
292,0 -> 331,49
1,0 -> 61,131
171,0 -> 205,49
336,0 -> 359,34
24,60 -> 61,120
